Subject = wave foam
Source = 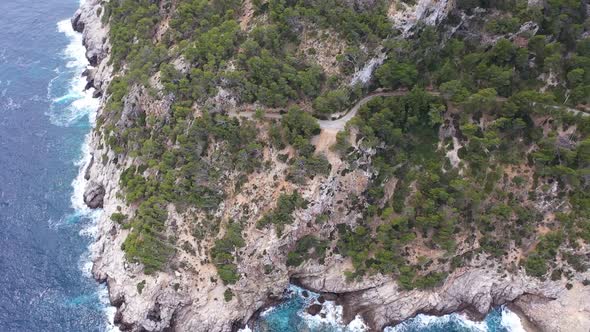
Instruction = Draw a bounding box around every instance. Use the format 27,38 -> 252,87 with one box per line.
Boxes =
47,19 -> 98,127
500,307 -> 526,332
262,285 -> 369,332
385,306 -> 525,332
53,12 -> 118,332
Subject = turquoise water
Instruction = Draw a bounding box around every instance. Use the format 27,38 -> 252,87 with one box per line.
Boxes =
254,286 -> 525,332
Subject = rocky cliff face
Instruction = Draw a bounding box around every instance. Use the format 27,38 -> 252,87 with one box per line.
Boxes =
294,260 -> 564,330
388,0 -> 456,36
75,1 -> 590,331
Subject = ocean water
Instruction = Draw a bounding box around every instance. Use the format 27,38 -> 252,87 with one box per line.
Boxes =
0,0 -> 113,331
252,286 -> 526,332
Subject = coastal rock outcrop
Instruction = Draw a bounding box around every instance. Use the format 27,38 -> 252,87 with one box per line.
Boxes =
388,0 -> 456,36
514,279 -> 590,332
83,181 -> 105,209
295,264 -> 563,330
307,303 -> 323,316
71,11 -> 85,33
71,0 -> 110,78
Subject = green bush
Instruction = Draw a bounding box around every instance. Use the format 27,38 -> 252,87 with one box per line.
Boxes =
224,288 -> 234,302
122,198 -> 175,274
256,192 -> 307,236
211,222 -> 245,284
286,235 -> 328,267
137,280 -> 146,294
110,212 -> 127,224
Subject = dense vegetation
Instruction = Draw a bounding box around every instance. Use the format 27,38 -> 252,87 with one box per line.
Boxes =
286,235 -> 329,267
99,0 -> 388,279
330,0 -> 590,285
98,0 -> 590,287
256,192 -> 308,236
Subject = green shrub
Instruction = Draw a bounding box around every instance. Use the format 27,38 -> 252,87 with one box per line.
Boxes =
137,280 -> 146,294
286,235 -> 329,267
110,212 -> 127,224
256,192 -> 307,235
224,288 -> 234,302
211,222 -> 245,284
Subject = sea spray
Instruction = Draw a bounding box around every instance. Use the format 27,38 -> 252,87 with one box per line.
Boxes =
385,306 -> 526,332
48,19 -> 98,127
499,307 -> 526,332
54,11 -> 119,332
254,285 -> 526,332
249,285 -> 368,332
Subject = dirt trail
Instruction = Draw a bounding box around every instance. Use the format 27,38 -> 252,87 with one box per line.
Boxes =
230,90 -> 588,132
317,91 -> 409,130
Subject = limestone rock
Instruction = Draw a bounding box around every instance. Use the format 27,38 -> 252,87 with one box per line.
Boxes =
514,281 -> 590,332
84,154 -> 94,181
296,265 -> 564,330
83,181 -> 105,209
72,0 -> 110,70
71,11 -> 85,33
389,0 -> 457,36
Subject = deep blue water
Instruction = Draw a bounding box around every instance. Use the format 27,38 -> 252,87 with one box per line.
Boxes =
0,0 -> 111,331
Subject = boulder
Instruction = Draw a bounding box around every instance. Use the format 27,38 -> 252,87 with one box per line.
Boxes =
92,89 -> 103,98
306,304 -> 322,316
71,11 -> 85,33
84,79 -> 95,91
83,181 -> 105,209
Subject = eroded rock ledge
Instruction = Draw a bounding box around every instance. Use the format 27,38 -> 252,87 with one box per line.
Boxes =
294,265 -> 559,330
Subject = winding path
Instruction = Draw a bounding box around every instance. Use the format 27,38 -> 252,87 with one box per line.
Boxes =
317,91 -> 411,130
232,90 -> 588,131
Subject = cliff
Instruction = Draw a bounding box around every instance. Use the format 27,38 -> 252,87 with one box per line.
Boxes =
74,0 -> 590,331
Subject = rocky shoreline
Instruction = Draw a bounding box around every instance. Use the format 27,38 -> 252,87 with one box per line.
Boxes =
73,1 -> 590,331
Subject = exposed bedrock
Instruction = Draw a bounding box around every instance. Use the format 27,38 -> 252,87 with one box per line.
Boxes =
293,264 -> 564,331
71,0 -> 110,77
83,181 -> 105,209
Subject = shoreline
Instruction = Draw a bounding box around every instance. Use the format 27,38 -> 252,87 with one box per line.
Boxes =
507,304 -> 541,332
67,0 -> 119,330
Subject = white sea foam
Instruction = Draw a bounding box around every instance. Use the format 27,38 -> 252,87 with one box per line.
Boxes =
284,285 -> 369,332
47,19 -> 98,126
54,12 -> 119,332
98,284 -> 120,332
500,307 -> 526,332
385,313 -> 486,332
385,306 -> 525,332
0,48 -> 7,64
71,132 -> 96,215
1,97 -> 21,111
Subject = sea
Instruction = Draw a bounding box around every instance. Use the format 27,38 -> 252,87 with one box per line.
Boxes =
0,0 -> 526,331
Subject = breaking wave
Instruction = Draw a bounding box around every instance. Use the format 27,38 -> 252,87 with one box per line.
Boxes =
52,12 -> 118,332
386,306 -> 525,332
47,19 -> 98,127
247,285 -> 525,332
